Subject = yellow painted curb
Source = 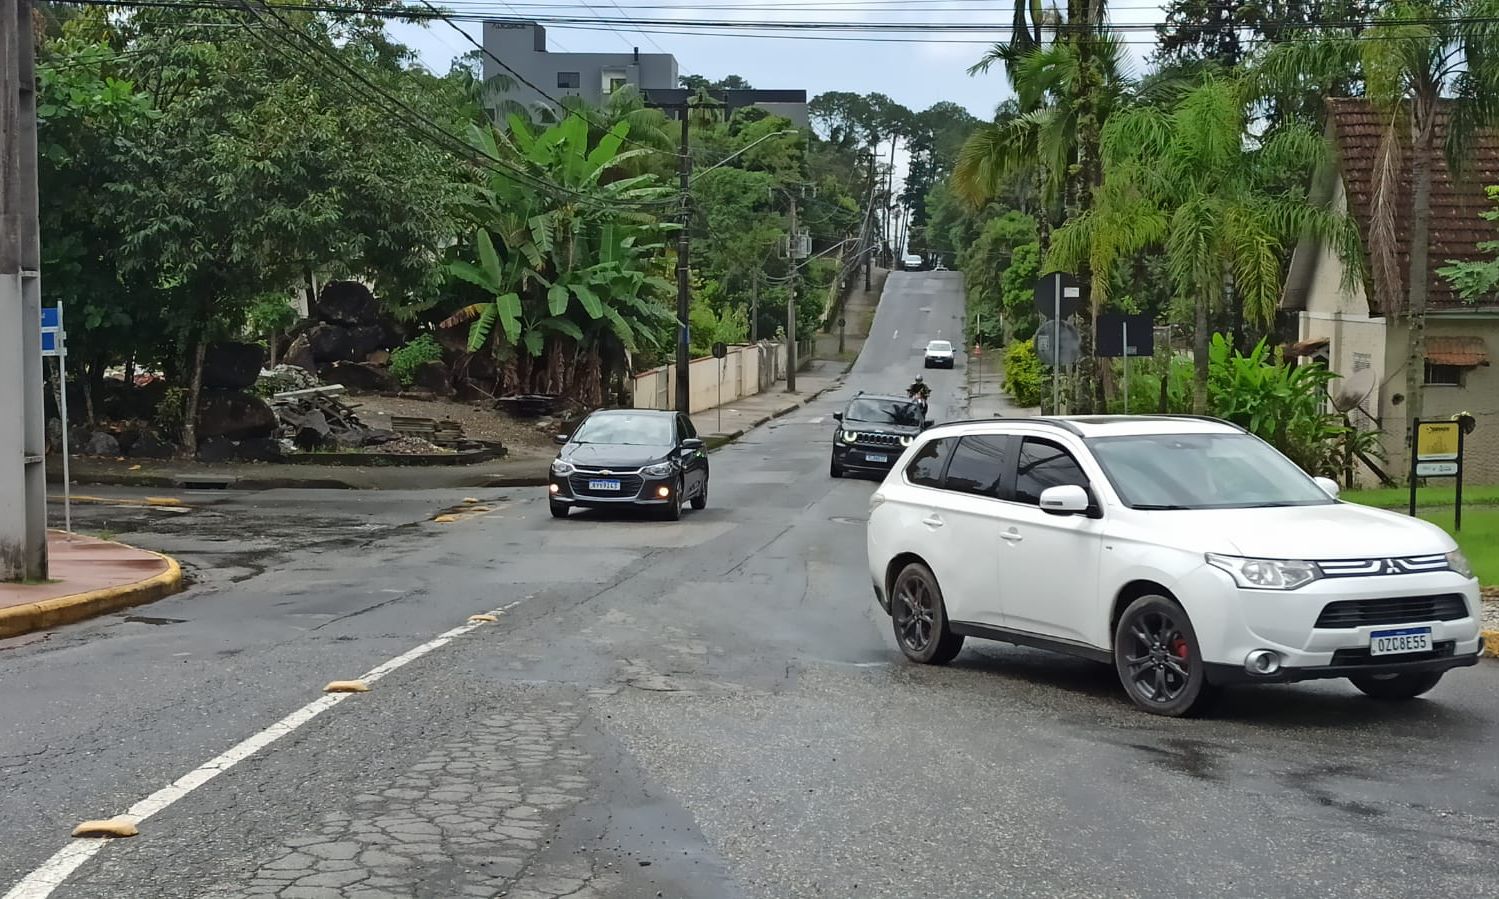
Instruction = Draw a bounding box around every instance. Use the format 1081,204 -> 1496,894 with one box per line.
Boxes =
1481,629 -> 1499,660
0,550 -> 183,639
49,494 -> 187,508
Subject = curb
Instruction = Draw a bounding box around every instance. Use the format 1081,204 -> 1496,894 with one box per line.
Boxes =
0,549 -> 184,639
1482,629 -> 1498,660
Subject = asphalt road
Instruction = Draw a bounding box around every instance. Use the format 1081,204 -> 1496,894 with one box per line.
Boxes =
3,271 -> 1497,899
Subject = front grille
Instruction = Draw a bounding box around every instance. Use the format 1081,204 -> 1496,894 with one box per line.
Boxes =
1314,594 -> 1470,629
853,432 -> 903,447
1330,641 -> 1455,666
568,472 -> 644,498
1316,554 -> 1449,578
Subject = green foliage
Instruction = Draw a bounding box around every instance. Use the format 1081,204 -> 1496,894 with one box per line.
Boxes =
688,299 -> 748,356
1206,335 -> 1349,476
153,387 -> 189,440
247,294 -> 298,337
1440,184 -> 1499,302
389,334 -> 445,387
999,241 -> 1042,340
1003,339 -> 1047,407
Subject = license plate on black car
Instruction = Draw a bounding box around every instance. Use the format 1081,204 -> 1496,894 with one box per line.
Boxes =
865,454 -> 888,464
588,479 -> 622,491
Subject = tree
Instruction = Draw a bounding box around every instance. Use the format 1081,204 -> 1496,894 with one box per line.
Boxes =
1048,78 -> 1360,412
1253,0 -> 1499,441
1440,185 -> 1499,298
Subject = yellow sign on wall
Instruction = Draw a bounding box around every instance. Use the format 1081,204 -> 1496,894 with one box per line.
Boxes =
1415,422 -> 1461,461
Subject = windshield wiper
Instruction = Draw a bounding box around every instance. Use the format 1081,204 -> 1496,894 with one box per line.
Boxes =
1130,503 -> 1192,510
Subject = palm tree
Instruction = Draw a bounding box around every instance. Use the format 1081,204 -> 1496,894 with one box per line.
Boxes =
1049,78 -> 1362,412
1252,0 -> 1499,440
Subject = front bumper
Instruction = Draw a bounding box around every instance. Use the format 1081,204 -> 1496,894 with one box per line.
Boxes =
833,442 -> 904,473
548,470 -> 677,507
924,356 -> 955,368
1178,564 -> 1485,685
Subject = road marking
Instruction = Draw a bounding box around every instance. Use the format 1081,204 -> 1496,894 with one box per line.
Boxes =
1,598 -> 530,899
892,329 -> 899,340
806,416 -> 825,425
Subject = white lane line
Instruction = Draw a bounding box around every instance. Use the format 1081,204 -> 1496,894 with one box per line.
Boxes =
806,416 -> 825,425
2,597 -> 530,899
892,329 -> 899,340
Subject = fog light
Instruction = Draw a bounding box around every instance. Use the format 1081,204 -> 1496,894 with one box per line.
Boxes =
657,486 -> 671,498
549,483 -> 559,494
1244,649 -> 1281,675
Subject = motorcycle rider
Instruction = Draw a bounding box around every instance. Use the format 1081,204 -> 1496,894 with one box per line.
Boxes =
907,376 -> 931,414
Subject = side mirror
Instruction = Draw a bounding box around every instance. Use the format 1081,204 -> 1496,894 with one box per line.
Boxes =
1313,476 -> 1340,498
1039,485 -> 1090,516
553,434 -> 569,446
681,437 -> 705,451
833,412 -> 843,422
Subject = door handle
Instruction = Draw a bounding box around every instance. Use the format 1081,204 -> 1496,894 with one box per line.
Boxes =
1000,530 -> 1023,543
921,515 -> 944,528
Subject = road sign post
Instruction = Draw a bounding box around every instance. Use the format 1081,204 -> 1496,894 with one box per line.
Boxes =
1033,272 -> 1080,415
41,304 -> 70,536
712,342 -> 728,434
1409,419 -> 1466,530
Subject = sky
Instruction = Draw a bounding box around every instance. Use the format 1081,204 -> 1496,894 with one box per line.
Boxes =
388,2 -> 1172,121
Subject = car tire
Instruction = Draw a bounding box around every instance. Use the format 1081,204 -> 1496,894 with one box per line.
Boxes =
1113,595 -> 1217,717
660,478 -> 683,521
890,562 -> 964,665
549,501 -> 568,519
690,478 -> 707,510
830,456 -> 843,478
1349,671 -> 1444,700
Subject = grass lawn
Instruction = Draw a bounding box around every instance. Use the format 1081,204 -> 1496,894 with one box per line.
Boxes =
1342,495 -> 1499,587
1343,483 -> 1499,510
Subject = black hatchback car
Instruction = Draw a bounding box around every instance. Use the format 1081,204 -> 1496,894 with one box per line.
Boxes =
549,409 -> 708,520
830,394 -> 930,478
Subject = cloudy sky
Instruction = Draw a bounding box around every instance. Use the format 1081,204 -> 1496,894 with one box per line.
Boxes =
389,2 -> 1171,120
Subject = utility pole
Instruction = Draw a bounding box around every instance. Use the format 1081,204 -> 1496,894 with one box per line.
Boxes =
864,152 -> 875,291
2,0 -> 49,581
749,270 -> 759,342
786,192 -> 798,394
673,112 -> 691,414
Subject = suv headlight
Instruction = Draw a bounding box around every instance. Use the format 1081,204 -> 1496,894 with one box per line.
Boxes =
840,430 -> 857,443
641,461 -> 675,478
1447,549 -> 1475,579
551,459 -> 574,476
1205,553 -> 1321,590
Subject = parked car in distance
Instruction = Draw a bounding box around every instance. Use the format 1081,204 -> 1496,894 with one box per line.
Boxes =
831,394 -> 931,479
923,339 -> 955,369
902,253 -> 923,271
866,415 -> 1484,717
548,409 -> 708,521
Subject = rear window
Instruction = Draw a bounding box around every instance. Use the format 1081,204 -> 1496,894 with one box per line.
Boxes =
904,437 -> 954,487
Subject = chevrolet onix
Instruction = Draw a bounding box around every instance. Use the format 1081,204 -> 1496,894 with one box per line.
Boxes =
549,409 -> 707,521
831,394 -> 930,479
866,415 -> 1484,717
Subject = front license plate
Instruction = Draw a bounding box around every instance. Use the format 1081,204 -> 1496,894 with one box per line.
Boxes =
588,479 -> 622,492
1370,627 -> 1433,656
865,454 -> 888,464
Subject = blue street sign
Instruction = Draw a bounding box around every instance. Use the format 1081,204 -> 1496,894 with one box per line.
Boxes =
41,307 -> 59,329
41,306 -> 64,357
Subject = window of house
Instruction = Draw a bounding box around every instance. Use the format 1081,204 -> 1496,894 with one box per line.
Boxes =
557,72 -> 581,89
603,72 -> 628,94
941,435 -> 1012,499
1014,438 -> 1090,506
1424,362 -> 1464,386
905,438 -> 954,488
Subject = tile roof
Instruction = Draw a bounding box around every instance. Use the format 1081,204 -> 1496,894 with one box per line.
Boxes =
1425,335 -> 1489,367
1327,97 -> 1499,312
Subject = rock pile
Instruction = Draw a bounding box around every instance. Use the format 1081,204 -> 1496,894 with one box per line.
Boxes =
195,341 -> 280,462
281,282 -> 410,394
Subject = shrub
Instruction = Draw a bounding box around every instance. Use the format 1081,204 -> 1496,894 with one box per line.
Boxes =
389,334 -> 444,387
1003,338 -> 1046,407
153,387 -> 189,441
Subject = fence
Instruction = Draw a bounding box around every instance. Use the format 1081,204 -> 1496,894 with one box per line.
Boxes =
631,340 -> 809,414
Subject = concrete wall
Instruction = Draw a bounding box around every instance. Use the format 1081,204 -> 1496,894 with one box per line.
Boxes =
482,22 -> 677,114
632,342 -> 792,418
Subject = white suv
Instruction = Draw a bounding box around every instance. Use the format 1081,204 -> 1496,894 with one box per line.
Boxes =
865,416 -> 1484,716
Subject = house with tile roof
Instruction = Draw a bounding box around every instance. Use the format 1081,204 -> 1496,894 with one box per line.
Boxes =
1283,98 -> 1499,484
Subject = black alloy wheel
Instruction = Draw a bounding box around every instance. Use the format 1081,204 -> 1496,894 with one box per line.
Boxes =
890,562 -> 964,665
1114,595 -> 1215,717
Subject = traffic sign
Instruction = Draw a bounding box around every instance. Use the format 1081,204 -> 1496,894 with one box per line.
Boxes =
1096,313 -> 1154,357
1409,418 -> 1469,531
1035,319 -> 1080,368
711,342 -> 728,359
1415,421 -> 1459,461
1416,461 -> 1458,477
1033,272 -> 1080,319
41,306 -> 64,357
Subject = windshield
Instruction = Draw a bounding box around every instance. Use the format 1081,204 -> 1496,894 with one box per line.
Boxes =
571,413 -> 673,446
1088,433 -> 1335,510
845,398 -> 923,426
927,341 -> 952,352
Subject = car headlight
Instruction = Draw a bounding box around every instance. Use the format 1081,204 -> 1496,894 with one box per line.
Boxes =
1447,549 -> 1475,579
641,461 -> 675,478
551,459 -> 574,476
840,430 -> 857,443
1205,553 -> 1321,590
899,435 -> 913,446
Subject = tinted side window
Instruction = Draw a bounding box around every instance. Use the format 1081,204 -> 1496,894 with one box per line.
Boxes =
1014,438 -> 1089,505
905,437 -> 955,487
678,415 -> 697,441
942,435 -> 1012,498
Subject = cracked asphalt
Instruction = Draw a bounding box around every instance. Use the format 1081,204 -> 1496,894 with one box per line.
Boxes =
3,271 -> 1498,898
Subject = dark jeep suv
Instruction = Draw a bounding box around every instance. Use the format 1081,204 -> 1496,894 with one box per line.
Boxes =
829,394 -> 930,478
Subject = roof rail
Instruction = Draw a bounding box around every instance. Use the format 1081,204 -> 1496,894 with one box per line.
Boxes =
1142,414 -> 1247,433
929,416 -> 1085,436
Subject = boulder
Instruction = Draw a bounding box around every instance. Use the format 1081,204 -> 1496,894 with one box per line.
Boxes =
256,364 -> 318,397
81,430 -> 121,457
196,390 -> 277,441
283,334 -> 317,373
233,437 -> 283,462
316,281 -> 379,326
365,349 -> 391,366
319,361 -> 398,394
195,435 -> 236,463
411,361 -> 454,397
201,342 -> 267,390
289,408 -> 332,450
346,325 -> 389,361
305,323 -> 353,364
127,430 -> 175,460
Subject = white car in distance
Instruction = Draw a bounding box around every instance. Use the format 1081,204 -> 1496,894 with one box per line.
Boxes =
923,340 -> 955,369
865,415 -> 1484,716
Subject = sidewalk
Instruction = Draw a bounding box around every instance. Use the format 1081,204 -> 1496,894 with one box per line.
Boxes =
966,350 -> 1038,418
0,531 -> 182,638
53,363 -> 846,492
